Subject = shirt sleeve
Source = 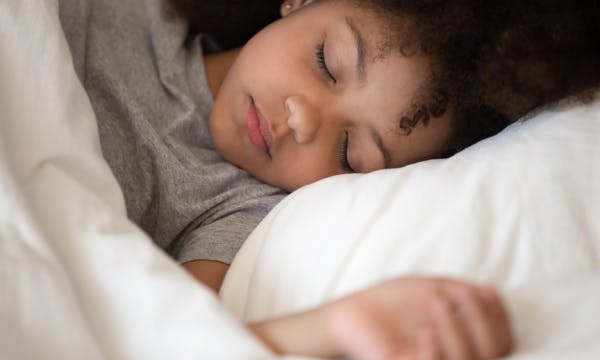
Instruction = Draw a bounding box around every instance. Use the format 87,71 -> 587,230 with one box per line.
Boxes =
172,201 -> 281,265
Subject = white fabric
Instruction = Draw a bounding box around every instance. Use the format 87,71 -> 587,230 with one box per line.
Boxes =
0,1 -> 274,359
222,93 -> 600,357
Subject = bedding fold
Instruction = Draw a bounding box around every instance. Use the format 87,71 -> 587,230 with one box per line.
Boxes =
0,0 -> 274,358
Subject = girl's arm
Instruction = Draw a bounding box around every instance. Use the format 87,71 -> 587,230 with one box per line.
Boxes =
249,278 -> 513,359
184,263 -> 513,359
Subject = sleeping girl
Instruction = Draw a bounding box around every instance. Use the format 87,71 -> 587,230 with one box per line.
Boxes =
58,0 -> 598,358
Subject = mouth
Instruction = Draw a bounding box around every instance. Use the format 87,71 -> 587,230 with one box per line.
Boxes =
246,97 -> 273,156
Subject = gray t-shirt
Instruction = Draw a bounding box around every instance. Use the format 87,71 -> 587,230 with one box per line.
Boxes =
58,0 -> 286,264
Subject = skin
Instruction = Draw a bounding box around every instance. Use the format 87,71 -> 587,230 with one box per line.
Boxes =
208,0 -> 454,191
183,1 -> 513,359
251,277 -> 513,359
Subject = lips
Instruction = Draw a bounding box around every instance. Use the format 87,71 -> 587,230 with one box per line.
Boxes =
246,98 -> 272,155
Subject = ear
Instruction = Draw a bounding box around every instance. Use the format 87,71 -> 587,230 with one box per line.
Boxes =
280,0 -> 317,17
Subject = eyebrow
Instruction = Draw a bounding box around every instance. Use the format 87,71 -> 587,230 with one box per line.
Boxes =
344,17 -> 367,85
369,126 -> 391,168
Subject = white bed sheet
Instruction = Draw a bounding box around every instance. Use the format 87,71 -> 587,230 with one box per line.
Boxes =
0,0 -> 274,358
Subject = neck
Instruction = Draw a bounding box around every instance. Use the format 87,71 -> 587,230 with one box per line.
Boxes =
203,48 -> 240,98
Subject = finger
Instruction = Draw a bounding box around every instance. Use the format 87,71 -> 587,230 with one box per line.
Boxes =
480,287 -> 514,356
434,300 -> 476,360
417,328 -> 441,360
479,287 -> 504,318
456,287 -> 503,358
447,284 -> 514,358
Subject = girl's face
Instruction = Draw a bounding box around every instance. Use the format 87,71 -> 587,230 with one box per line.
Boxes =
209,0 -> 453,191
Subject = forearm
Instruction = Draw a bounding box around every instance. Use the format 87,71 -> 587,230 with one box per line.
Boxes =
248,305 -> 342,358
248,278 -> 514,360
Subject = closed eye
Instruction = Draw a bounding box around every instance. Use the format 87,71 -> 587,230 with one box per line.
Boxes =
315,41 -> 336,83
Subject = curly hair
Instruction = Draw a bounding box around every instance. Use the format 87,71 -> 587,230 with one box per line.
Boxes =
165,0 -> 282,49
166,0 -> 600,154
367,0 -> 599,152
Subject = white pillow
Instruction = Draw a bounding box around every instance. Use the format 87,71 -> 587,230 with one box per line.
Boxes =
221,97 -> 600,356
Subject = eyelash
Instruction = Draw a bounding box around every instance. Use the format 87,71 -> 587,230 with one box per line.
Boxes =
315,42 -> 350,172
315,42 -> 336,83
339,131 -> 355,173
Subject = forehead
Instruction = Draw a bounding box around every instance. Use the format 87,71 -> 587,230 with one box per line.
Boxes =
309,1 -> 390,35
359,53 -> 441,159
319,8 -> 430,126
319,4 -> 451,163
294,2 -> 452,166
304,1 -> 410,67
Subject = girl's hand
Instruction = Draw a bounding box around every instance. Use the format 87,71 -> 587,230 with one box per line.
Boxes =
326,277 -> 513,360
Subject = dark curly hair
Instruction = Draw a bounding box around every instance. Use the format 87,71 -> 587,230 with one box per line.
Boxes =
165,0 -> 282,49
166,0 -> 600,154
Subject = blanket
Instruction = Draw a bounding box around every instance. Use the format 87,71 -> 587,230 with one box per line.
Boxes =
0,0 -> 273,358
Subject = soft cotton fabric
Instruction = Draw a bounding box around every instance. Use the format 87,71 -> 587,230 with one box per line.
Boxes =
58,0 -> 285,264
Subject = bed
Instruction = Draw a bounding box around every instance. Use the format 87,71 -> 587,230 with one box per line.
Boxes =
1,0 -> 599,359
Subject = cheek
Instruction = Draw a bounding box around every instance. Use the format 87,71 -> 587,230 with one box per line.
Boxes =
269,145 -> 341,191
238,22 -> 317,89
209,97 -> 241,161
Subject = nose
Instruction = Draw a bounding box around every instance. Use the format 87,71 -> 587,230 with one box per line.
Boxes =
285,95 -> 322,144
